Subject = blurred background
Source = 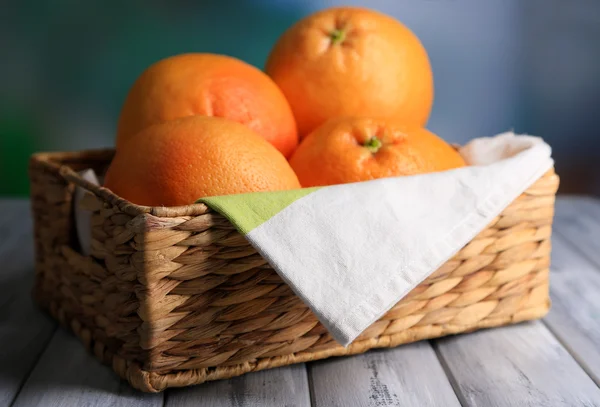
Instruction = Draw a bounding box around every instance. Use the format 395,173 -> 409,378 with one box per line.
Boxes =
1,0 -> 599,196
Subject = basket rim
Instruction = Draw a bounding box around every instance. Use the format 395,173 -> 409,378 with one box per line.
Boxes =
29,149 -> 212,217
29,147 -> 558,219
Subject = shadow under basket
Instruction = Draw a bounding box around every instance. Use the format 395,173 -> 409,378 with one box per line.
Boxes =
28,148 -> 560,392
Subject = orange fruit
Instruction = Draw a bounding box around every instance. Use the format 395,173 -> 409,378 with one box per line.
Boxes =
116,53 -> 298,157
265,7 -> 434,137
105,115 -> 301,206
289,117 -> 466,187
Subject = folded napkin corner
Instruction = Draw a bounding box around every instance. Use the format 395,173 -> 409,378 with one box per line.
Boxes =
200,132 -> 554,346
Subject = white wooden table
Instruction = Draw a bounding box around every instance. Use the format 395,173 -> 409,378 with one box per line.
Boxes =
1,196 -> 600,407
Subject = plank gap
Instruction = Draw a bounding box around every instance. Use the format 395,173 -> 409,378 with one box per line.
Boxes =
431,340 -> 470,407
542,319 -> 600,388
7,326 -> 58,407
307,361 -> 318,407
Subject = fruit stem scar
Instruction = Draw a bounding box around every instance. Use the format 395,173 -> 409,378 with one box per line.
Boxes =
364,136 -> 382,153
329,28 -> 346,44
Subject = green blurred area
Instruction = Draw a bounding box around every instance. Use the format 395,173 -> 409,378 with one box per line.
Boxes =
0,0 -> 304,197
0,108 -> 38,195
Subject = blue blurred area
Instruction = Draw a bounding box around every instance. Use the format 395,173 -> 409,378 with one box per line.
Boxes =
1,0 -> 599,195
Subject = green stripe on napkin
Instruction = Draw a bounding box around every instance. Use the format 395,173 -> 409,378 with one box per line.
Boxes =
198,187 -> 320,234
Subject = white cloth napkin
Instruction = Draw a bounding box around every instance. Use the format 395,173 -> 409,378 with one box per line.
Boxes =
76,132 -> 554,346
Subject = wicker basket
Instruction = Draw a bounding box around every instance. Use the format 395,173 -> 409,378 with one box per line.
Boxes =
28,148 -> 559,392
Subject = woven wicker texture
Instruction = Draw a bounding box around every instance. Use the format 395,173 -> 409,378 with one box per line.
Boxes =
28,149 -> 559,392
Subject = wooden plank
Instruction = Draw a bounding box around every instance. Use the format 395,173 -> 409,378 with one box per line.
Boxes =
309,342 -> 460,407
166,364 -> 310,407
543,207 -> 600,385
434,321 -> 600,406
0,199 -> 30,256
545,310 -> 600,387
0,198 -> 28,213
0,201 -> 56,407
11,329 -> 163,407
554,195 -> 600,267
